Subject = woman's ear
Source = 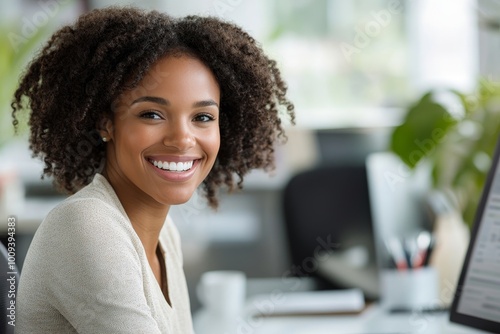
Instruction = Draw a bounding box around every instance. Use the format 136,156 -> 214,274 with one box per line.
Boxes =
97,117 -> 114,143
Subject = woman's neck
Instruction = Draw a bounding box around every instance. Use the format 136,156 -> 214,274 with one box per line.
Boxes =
102,169 -> 170,259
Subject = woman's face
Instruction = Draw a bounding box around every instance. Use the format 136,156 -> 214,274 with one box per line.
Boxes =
102,55 -> 220,207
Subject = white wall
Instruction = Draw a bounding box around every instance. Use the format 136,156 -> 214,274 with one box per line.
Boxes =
407,0 -> 479,93
89,0 -> 272,41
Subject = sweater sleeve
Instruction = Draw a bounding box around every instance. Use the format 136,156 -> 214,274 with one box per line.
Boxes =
40,198 -> 163,334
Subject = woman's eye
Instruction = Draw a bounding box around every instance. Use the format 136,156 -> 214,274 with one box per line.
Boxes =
194,113 -> 216,122
140,111 -> 162,120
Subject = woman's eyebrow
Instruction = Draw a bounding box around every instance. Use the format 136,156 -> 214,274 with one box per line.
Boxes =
131,96 -> 219,108
193,99 -> 219,108
131,96 -> 169,105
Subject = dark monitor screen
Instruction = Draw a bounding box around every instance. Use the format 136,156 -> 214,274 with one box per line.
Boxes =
450,135 -> 500,333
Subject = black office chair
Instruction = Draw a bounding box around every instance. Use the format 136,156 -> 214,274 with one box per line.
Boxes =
0,241 -> 17,334
282,164 -> 378,293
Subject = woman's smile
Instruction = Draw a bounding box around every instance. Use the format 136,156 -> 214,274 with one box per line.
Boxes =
148,159 -> 195,172
146,156 -> 201,182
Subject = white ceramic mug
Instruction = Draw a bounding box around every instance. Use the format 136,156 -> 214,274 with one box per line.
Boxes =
197,270 -> 247,318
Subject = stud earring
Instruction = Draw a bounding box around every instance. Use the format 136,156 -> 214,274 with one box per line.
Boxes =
102,137 -> 108,142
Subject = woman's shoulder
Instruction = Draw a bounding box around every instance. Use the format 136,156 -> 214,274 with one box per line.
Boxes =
22,176 -> 141,279
67,173 -> 125,211
40,173 -> 130,236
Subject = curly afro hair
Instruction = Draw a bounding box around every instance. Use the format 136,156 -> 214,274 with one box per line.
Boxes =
11,6 -> 295,208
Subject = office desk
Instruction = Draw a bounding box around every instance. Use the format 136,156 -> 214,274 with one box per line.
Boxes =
244,306 -> 489,334
194,305 -> 490,334
194,282 -> 490,334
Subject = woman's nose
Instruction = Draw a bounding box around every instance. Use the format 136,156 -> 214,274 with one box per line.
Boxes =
163,122 -> 195,151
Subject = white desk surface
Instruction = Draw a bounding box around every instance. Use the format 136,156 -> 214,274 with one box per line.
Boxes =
193,277 -> 494,334
194,299 -> 492,334
245,306 -> 490,334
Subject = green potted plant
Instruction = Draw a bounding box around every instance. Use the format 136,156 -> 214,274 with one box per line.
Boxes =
390,78 -> 500,228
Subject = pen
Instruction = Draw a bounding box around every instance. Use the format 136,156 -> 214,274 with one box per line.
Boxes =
422,234 -> 435,267
386,238 -> 409,271
412,231 -> 432,268
404,237 -> 417,270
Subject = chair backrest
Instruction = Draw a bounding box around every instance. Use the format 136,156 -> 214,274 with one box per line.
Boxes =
282,164 -> 376,284
0,241 -> 17,334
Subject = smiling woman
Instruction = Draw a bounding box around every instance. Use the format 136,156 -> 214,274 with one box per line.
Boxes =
11,6 -> 294,334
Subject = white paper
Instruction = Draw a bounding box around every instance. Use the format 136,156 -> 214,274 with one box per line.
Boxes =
249,288 -> 365,315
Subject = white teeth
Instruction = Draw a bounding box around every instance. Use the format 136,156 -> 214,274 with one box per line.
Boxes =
150,159 -> 194,172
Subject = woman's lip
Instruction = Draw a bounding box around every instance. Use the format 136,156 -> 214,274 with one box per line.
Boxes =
147,158 -> 200,182
147,155 -> 200,163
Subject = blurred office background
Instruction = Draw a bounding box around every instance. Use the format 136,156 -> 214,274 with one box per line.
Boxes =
0,0 -> 498,313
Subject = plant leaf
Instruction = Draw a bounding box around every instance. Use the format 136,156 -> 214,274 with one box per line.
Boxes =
390,92 -> 457,168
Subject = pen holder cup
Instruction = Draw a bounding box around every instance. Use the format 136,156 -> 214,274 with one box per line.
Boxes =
380,267 -> 439,311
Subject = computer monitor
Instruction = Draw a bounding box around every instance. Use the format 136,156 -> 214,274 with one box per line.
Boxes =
450,135 -> 500,333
